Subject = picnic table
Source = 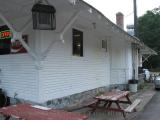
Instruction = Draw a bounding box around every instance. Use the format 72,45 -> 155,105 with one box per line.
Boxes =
0,104 -> 88,120
88,91 -> 134,118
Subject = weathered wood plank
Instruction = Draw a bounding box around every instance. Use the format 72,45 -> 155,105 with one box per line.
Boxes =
125,99 -> 141,113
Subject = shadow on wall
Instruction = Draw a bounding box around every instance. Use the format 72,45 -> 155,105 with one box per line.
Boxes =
0,88 -> 10,108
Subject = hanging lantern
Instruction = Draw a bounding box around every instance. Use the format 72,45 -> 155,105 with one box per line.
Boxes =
32,3 -> 56,30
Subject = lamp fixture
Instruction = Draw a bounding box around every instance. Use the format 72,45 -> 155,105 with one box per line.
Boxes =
88,8 -> 93,13
32,2 -> 56,30
68,0 -> 78,5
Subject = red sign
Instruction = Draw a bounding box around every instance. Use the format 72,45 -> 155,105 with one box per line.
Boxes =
11,35 -> 28,54
0,30 -> 12,39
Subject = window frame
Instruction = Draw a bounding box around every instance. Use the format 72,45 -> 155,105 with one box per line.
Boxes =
72,28 -> 83,57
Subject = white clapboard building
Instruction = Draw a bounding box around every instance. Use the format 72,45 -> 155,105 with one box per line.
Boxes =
0,0 -> 156,107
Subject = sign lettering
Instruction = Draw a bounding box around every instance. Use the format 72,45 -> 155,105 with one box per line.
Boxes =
0,30 -> 12,39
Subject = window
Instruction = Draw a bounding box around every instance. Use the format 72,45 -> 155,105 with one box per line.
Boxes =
72,29 -> 83,57
102,40 -> 108,52
0,25 -> 29,55
0,25 -> 11,55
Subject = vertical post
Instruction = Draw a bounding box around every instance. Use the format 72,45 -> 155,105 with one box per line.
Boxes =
133,0 -> 138,37
132,44 -> 136,79
133,0 -> 138,80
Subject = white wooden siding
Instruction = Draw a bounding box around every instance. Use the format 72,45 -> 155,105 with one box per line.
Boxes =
126,43 -> 133,80
111,69 -> 126,84
0,54 -> 38,102
0,0 -> 140,104
0,26 -> 39,102
38,29 -> 110,102
110,38 -> 132,84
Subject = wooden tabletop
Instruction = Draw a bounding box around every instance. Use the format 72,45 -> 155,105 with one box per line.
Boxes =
0,104 -> 87,120
95,91 -> 130,101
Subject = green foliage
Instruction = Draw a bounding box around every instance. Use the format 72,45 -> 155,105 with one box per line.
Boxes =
138,8 -> 160,69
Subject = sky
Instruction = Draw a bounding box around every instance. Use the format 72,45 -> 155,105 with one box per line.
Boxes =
84,0 -> 160,29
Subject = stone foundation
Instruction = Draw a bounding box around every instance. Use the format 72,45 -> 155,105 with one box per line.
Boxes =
44,86 -> 109,109
109,84 -> 128,91
9,86 -> 109,108
9,85 -> 128,109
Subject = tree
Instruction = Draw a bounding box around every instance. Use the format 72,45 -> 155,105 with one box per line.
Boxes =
138,7 -> 160,70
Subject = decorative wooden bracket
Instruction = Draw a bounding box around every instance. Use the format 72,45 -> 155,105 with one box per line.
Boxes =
59,11 -> 81,42
0,12 -> 16,33
0,10 -> 82,66
142,55 -> 152,63
0,12 -> 40,67
41,11 -> 81,60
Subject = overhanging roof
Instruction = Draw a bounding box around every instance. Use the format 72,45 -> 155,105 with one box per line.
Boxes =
140,44 -> 157,55
82,0 -> 157,55
0,0 -> 157,56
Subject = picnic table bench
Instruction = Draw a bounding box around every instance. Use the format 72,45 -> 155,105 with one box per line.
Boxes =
124,99 -> 141,113
0,104 -> 88,120
86,91 -> 141,118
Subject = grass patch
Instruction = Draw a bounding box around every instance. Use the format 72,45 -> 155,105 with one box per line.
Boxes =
138,82 -> 153,90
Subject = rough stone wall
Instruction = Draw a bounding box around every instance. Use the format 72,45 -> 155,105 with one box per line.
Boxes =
110,84 -> 128,91
9,86 -> 109,109
9,84 -> 132,109
44,86 -> 109,109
